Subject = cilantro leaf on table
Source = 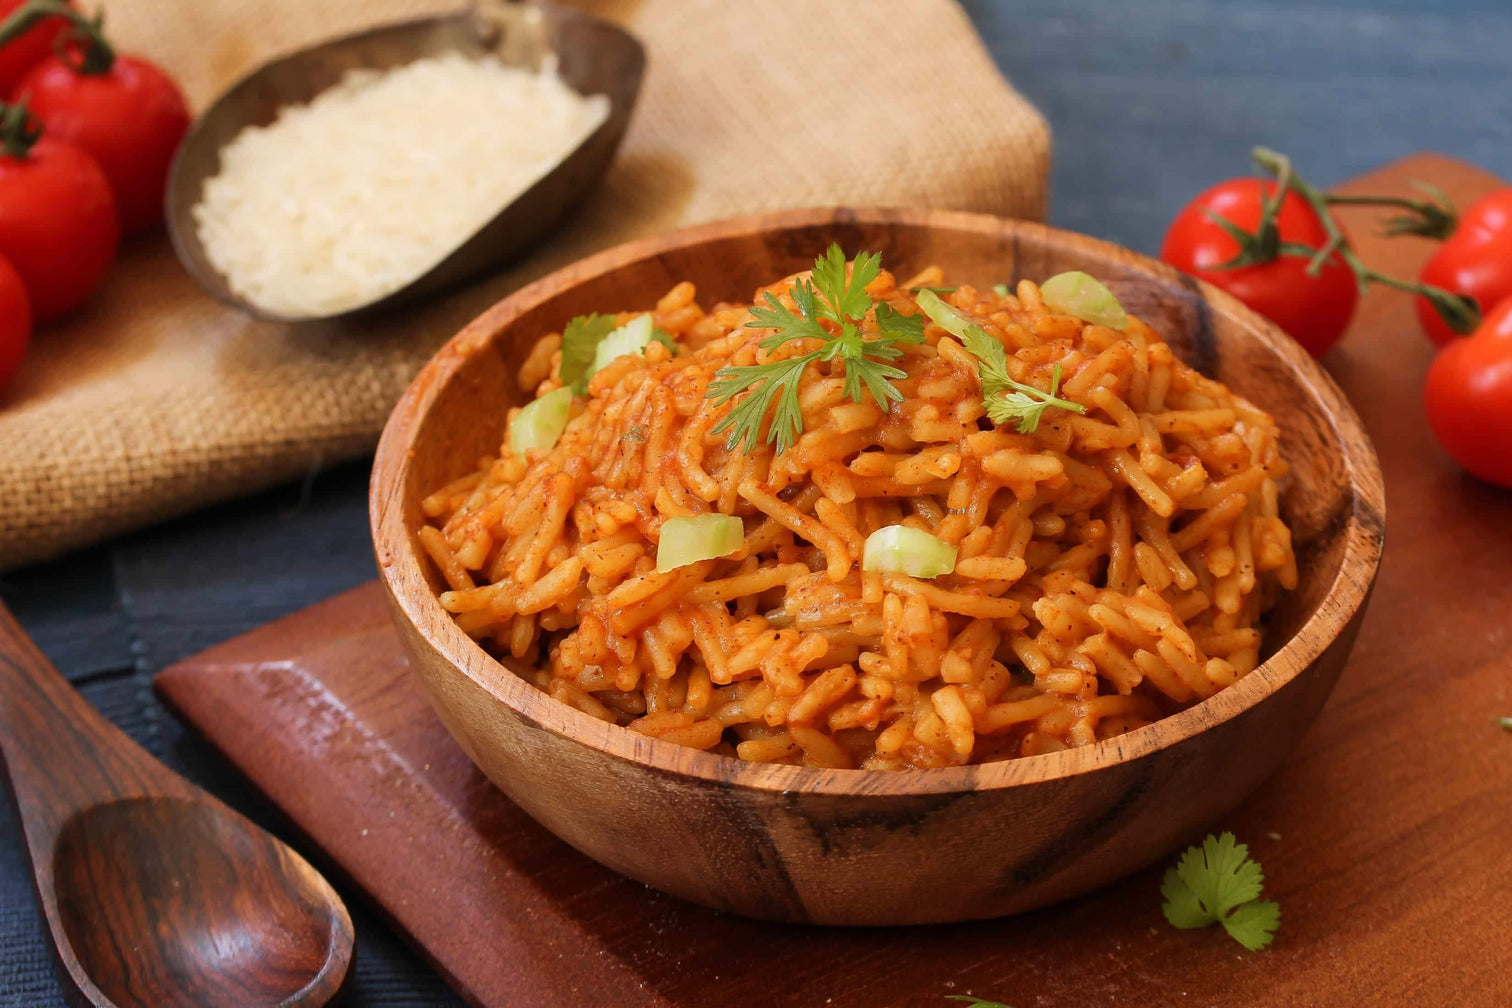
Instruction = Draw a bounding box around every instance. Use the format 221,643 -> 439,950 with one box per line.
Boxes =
1222,897 -> 1284,952
946,998 -> 1015,1008
1160,832 -> 1280,951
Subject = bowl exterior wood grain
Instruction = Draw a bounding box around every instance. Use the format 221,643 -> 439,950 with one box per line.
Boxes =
372,208 -> 1383,925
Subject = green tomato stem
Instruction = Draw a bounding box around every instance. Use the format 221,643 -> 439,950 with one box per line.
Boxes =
1246,146 -> 1480,335
0,0 -> 115,75
1319,192 -> 1457,239
0,100 -> 41,160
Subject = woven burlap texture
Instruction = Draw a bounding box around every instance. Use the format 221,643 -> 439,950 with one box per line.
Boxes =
0,0 -> 1049,571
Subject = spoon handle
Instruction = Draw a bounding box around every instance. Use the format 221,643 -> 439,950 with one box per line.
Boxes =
0,599 -> 184,844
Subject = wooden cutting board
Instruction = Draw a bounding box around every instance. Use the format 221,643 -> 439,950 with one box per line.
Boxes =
155,155 -> 1512,1008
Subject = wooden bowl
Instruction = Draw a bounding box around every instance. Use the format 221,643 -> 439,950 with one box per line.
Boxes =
371,208 -> 1384,926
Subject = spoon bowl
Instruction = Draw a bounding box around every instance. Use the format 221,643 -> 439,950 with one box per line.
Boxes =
0,601 -> 354,1007
166,1 -> 645,324
52,798 -> 350,1008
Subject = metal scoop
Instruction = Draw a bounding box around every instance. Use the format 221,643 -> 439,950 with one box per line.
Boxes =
165,1 -> 644,324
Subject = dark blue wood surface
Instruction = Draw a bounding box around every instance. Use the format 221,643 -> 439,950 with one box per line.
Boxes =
4,2 -> 1510,1003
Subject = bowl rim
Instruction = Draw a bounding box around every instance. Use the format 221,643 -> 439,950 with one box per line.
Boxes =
371,206 -> 1385,797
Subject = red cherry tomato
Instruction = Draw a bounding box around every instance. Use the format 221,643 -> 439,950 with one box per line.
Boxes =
0,253 -> 30,393
1160,178 -> 1359,357
0,133 -> 118,321
1415,188 -> 1512,348
0,0 -> 69,97
1424,296 -> 1512,488
18,53 -> 190,235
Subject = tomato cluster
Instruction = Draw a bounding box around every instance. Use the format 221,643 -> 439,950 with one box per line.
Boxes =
0,0 -> 188,396
1415,189 -> 1512,488
1162,153 -> 1512,492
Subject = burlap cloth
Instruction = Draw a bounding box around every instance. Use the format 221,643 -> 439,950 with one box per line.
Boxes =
0,0 -> 1049,571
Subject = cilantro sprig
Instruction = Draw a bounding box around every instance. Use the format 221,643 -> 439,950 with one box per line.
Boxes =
983,362 -> 1074,431
707,245 -> 924,454
914,288 -> 1085,434
1161,832 -> 1280,951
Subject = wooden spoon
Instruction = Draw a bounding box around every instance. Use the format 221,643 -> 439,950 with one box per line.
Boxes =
0,600 -> 353,1007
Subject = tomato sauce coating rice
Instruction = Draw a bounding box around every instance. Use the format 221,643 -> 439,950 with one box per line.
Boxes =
418,260 -> 1298,770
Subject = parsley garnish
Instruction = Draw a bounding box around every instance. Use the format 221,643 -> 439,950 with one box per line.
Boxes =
914,288 -> 1085,434
1161,832 -> 1280,951
707,245 -> 924,454
558,313 -> 618,393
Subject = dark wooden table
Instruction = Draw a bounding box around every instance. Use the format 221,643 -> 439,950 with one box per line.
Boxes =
5,3 -> 1512,1005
